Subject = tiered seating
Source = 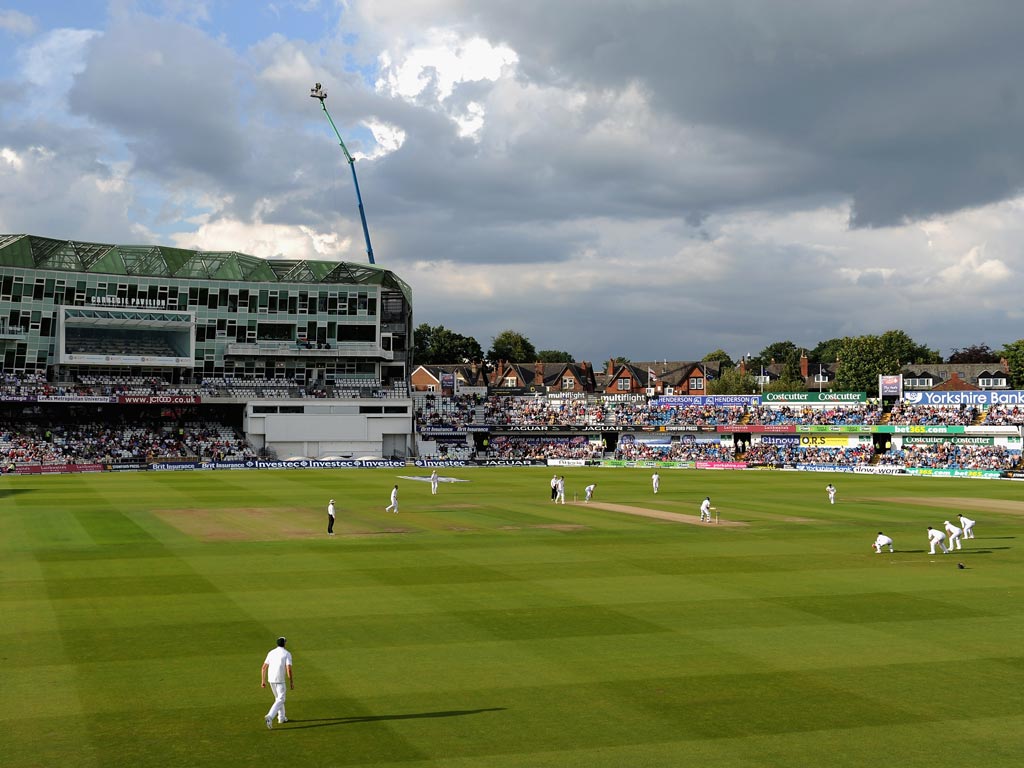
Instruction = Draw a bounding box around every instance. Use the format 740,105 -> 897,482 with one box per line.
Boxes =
888,402 -> 978,426
876,443 -> 1020,470
748,404 -> 882,425
0,417 -> 258,465
982,404 -> 1024,425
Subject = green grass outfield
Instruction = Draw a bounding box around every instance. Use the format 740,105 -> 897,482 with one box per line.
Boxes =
3,467 -> 1023,768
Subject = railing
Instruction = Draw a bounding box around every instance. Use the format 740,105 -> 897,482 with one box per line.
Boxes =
225,341 -> 393,360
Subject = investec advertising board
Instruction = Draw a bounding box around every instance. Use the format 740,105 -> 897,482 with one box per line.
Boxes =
903,390 -> 1024,406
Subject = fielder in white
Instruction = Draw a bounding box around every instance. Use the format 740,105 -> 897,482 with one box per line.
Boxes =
652,472 -> 660,494
261,636 -> 293,729
873,532 -> 894,553
944,520 -> 963,551
584,483 -> 596,502
556,476 -> 566,505
430,469 -> 439,495
826,483 -> 836,505
957,513 -> 976,539
927,526 -> 949,555
385,484 -> 399,514
700,496 -> 713,523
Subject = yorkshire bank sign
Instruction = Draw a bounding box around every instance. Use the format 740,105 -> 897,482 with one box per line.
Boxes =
903,390 -> 1024,406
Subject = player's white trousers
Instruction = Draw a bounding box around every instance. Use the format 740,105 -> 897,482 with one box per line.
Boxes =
266,683 -> 287,722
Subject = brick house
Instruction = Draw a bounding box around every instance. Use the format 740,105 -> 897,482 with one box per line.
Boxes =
410,362 -> 488,392
900,362 -> 1010,391
488,360 -> 597,393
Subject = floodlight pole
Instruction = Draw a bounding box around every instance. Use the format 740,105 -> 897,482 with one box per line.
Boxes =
310,83 -> 376,265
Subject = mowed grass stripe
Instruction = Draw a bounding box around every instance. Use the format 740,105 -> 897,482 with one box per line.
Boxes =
3,467 -> 1023,768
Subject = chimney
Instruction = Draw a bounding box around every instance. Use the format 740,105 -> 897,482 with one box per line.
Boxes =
800,352 -> 808,379
607,358 -> 616,376
534,361 -> 544,386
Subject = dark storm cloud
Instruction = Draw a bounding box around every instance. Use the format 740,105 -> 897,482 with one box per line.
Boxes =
67,13 -> 248,187
432,0 -> 1024,227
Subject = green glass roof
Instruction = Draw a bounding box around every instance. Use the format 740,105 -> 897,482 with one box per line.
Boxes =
0,234 -> 411,303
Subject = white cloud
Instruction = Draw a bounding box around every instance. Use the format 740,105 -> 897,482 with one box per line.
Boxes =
0,9 -> 35,36
20,27 -> 101,115
376,29 -> 517,140
935,245 -> 1011,285
171,217 -> 352,261
0,146 -> 24,171
22,28 -> 100,88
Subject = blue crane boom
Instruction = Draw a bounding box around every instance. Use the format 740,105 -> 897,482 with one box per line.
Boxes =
310,83 -> 376,265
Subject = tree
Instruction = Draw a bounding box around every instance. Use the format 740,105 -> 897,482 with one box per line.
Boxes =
834,334 -> 902,395
413,323 -> 434,363
999,340 -> 1024,389
707,366 -> 757,395
431,327 -> 483,364
487,330 -> 537,363
412,323 -> 483,364
878,329 -> 941,365
779,347 -> 806,389
947,344 -> 1000,363
702,349 -> 735,368
753,340 -> 798,366
537,350 -> 575,363
809,338 -> 844,365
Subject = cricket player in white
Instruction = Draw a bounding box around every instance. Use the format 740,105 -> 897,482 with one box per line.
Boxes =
652,472 -> 660,494
700,497 -> 712,522
261,637 -> 293,729
385,484 -> 399,514
556,476 -> 566,504
958,514 -> 976,539
927,526 -> 949,555
430,469 -> 439,495
550,474 -> 559,501
584,483 -> 595,502
944,520 -> 963,550
826,483 -> 836,505
873,532 -> 894,553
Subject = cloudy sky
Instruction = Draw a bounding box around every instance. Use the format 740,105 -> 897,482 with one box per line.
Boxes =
2,1 -> 1023,363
